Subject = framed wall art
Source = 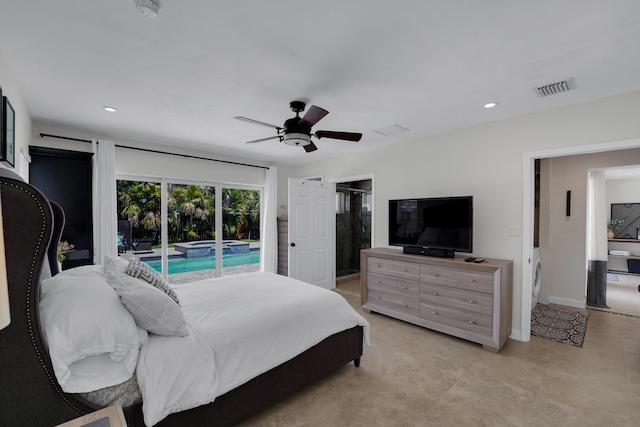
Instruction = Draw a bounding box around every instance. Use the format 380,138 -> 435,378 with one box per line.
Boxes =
1,95 -> 15,167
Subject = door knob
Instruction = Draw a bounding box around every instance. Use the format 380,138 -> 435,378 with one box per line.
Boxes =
290,242 -> 296,247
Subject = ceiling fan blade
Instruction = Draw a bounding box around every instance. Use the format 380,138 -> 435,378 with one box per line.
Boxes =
314,130 -> 362,142
304,141 -> 318,153
298,105 -> 329,128
245,135 -> 281,144
234,116 -> 282,131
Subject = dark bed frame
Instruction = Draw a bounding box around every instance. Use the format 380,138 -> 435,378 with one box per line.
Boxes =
0,169 -> 363,427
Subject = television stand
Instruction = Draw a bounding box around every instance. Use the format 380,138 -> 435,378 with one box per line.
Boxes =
361,248 -> 513,352
403,246 -> 454,258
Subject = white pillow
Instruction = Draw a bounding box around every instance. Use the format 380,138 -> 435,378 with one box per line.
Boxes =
125,258 -> 180,305
103,255 -> 130,275
39,274 -> 139,393
57,264 -> 109,279
107,271 -> 189,337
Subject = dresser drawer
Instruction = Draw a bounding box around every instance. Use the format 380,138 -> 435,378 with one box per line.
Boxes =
368,273 -> 419,298
368,257 -> 419,281
420,265 -> 493,294
419,301 -> 492,336
368,288 -> 419,317
420,283 -> 492,316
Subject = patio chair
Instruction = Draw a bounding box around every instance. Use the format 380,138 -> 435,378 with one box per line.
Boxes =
133,232 -> 156,254
117,234 -> 126,254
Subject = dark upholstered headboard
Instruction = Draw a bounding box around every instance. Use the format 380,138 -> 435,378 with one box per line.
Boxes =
0,168 -> 102,425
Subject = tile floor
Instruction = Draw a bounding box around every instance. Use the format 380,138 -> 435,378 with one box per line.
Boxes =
605,273 -> 640,317
241,279 -> 640,426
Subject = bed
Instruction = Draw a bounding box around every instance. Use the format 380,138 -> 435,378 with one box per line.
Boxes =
0,168 -> 369,426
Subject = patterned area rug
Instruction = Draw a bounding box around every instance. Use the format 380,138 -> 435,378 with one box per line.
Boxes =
531,304 -> 589,348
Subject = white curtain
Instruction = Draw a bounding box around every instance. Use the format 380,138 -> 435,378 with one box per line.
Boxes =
586,170 -> 608,307
260,166 -> 278,273
92,139 -> 117,264
587,170 -> 608,261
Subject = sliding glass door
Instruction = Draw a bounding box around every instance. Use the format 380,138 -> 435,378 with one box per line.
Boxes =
164,183 -> 216,283
221,187 -> 261,276
117,178 -> 260,284
117,179 -> 163,262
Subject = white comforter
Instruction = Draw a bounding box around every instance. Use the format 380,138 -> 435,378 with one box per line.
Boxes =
136,272 -> 370,426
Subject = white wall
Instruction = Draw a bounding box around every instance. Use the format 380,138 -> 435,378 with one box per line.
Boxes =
281,90 -> 640,340
607,178 -> 640,208
31,124 -> 269,185
0,50 -> 32,176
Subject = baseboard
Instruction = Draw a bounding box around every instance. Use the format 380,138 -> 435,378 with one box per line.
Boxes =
547,296 -> 585,309
509,328 -> 524,342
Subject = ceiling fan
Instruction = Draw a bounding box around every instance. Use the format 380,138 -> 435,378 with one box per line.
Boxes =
234,101 -> 362,153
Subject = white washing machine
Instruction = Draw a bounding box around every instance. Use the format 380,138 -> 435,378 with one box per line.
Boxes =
531,247 -> 542,310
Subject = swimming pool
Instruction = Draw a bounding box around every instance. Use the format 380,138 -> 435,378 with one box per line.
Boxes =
145,251 -> 261,275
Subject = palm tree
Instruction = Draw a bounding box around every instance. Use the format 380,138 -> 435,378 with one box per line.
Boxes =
237,190 -> 260,239
169,184 -> 214,241
117,181 -> 162,241
222,188 -> 260,239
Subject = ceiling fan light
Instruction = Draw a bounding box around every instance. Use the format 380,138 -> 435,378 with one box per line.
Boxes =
283,133 -> 311,147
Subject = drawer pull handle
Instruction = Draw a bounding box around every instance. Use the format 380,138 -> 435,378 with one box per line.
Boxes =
376,281 -> 381,284
432,311 -> 438,315
402,286 -> 408,289
376,296 -> 381,300
468,300 -> 475,304
402,303 -> 407,307
469,279 -> 476,283
432,273 -> 438,277
432,292 -> 438,296
403,268 -> 408,272
468,320 -> 475,324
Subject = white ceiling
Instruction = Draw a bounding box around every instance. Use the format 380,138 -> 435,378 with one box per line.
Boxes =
1,1 -> 640,165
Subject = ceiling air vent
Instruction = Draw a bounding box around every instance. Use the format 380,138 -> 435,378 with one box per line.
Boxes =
534,78 -> 575,97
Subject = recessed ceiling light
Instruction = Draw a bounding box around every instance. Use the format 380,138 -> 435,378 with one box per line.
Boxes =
484,102 -> 498,109
103,106 -> 117,113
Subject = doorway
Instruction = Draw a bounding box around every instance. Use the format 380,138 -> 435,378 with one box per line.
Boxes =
335,179 -> 372,278
602,166 -> 640,317
522,138 -> 640,341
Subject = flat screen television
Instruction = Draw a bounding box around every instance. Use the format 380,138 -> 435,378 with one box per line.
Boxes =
388,196 -> 473,255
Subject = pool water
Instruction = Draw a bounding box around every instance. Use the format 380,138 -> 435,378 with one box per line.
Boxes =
145,252 -> 261,275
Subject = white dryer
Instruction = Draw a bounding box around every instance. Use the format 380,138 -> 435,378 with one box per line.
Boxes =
531,247 -> 542,310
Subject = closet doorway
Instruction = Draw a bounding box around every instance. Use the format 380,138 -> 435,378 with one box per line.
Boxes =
335,177 -> 373,279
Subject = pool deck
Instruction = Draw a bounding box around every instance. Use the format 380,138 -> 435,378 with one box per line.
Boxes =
118,241 -> 261,284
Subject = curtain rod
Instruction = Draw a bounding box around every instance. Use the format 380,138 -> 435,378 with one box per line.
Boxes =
39,133 -> 269,170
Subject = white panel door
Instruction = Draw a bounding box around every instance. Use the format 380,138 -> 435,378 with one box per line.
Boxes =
288,178 -> 335,289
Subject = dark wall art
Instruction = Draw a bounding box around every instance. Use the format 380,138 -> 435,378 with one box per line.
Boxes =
1,94 -> 15,167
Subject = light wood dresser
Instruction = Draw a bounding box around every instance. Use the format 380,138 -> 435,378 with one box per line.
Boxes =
361,248 -> 512,352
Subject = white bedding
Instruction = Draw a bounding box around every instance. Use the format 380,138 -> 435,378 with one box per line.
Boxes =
137,272 -> 370,426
